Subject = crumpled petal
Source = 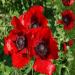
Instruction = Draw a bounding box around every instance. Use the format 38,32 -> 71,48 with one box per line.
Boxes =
33,58 -> 56,75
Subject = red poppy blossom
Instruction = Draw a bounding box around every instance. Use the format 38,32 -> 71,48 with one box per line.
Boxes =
4,29 -> 31,68
29,27 -> 58,75
33,58 -> 56,75
19,5 -> 44,25
11,6 -> 47,31
19,5 -> 48,30
62,0 -> 74,6
29,27 -> 58,59
57,10 -> 75,30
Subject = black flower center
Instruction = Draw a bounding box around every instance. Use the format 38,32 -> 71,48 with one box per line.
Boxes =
62,16 -> 70,25
35,41 -> 48,58
30,16 -> 40,28
16,36 -> 27,50
31,22 -> 39,28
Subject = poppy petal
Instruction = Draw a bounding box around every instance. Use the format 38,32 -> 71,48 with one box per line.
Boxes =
11,16 -> 24,30
33,58 -> 56,75
62,0 -> 74,6
4,37 -> 17,55
12,52 -> 29,68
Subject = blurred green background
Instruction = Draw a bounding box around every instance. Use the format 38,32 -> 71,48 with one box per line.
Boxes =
0,0 -> 75,75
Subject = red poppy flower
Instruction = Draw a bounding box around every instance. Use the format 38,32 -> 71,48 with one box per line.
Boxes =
68,39 -> 73,47
11,6 -> 47,30
62,0 -> 74,6
19,5 -> 48,30
4,29 -> 31,68
29,27 -> 58,59
33,58 -> 56,75
29,27 -> 58,75
57,10 -> 75,30
19,5 -> 44,25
